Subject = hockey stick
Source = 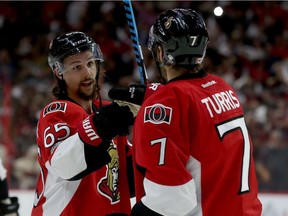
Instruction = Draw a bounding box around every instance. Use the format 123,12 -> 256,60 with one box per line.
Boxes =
123,0 -> 148,85
117,5 -> 139,214
115,2 -> 148,213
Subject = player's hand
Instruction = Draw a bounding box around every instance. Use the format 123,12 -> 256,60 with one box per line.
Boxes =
0,197 -> 19,215
92,102 -> 134,140
108,83 -> 163,106
108,84 -> 146,105
78,102 -> 134,145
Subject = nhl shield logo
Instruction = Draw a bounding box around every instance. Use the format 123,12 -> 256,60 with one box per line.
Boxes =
144,103 -> 172,124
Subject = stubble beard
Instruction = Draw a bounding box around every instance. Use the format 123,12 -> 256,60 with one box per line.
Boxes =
77,81 -> 98,101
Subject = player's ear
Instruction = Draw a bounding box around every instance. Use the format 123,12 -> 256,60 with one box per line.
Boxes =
54,69 -> 63,80
156,45 -> 164,64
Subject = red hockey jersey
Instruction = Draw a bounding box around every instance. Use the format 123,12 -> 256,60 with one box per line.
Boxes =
32,99 -> 131,216
132,71 -> 262,216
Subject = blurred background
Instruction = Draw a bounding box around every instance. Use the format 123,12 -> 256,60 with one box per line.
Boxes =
0,1 -> 288,214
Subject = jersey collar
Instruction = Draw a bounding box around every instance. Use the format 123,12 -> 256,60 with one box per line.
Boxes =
168,69 -> 208,83
63,97 -> 98,113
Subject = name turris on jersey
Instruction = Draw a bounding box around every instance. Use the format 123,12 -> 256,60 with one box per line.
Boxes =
201,90 -> 240,117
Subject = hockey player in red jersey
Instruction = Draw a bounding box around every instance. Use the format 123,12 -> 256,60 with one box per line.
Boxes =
110,8 -> 262,216
31,32 -> 134,216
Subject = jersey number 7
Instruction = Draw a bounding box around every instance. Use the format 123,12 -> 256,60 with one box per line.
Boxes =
150,116 -> 251,194
216,116 -> 251,194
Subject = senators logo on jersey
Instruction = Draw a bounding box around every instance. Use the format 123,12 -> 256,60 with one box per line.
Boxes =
144,103 -> 172,124
98,143 -> 120,203
43,102 -> 67,117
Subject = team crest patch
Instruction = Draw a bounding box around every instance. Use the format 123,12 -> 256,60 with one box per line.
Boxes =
98,143 -> 120,204
43,102 -> 67,117
144,103 -> 172,124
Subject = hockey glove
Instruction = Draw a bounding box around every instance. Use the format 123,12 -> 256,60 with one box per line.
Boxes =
81,102 -> 134,144
0,197 -> 19,216
93,102 -> 134,140
78,103 -> 134,145
108,83 -> 163,106
131,201 -> 163,216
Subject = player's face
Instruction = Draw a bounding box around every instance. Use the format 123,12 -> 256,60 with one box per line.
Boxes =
62,51 -> 98,101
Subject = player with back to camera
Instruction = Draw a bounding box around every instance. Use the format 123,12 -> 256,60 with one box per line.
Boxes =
31,31 -> 135,216
109,8 -> 262,216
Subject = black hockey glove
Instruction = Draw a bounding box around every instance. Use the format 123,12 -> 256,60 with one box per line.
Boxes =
109,83 -> 163,106
0,197 -> 19,215
131,201 -> 163,216
78,102 -> 134,146
93,102 -> 134,140
108,84 -> 146,105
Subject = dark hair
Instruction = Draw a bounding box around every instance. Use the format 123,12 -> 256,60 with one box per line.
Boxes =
51,77 -> 68,100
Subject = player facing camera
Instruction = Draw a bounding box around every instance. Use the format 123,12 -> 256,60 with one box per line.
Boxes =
48,31 -> 103,101
32,31 -> 134,216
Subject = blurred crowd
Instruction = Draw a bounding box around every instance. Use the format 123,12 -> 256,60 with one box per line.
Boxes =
0,1 -> 288,192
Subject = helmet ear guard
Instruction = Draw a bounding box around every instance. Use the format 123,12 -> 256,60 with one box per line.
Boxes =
148,8 -> 209,66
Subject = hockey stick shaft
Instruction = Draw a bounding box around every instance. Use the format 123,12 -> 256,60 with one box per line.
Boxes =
123,0 -> 148,85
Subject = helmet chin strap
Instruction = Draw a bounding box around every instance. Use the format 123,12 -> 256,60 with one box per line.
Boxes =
152,46 -> 167,84
95,62 -> 102,107
155,59 -> 167,84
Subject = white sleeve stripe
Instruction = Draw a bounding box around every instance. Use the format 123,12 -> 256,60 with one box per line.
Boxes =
0,159 -> 7,180
51,133 -> 87,179
141,178 -> 197,216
